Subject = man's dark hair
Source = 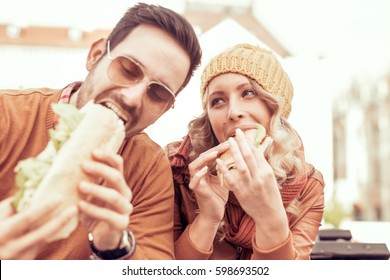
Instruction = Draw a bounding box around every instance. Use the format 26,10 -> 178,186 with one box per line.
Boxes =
107,2 -> 202,92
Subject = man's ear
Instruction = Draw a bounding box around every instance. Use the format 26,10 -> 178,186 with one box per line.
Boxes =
86,38 -> 107,71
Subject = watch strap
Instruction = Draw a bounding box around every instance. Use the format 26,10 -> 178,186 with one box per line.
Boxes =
89,230 -> 136,260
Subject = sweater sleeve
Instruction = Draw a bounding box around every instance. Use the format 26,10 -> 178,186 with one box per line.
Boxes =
251,231 -> 295,259
175,225 -> 213,260
251,170 -> 325,260
173,181 -> 213,260
121,134 -> 175,260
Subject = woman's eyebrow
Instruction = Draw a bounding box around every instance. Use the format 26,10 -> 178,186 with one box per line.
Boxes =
236,82 -> 251,91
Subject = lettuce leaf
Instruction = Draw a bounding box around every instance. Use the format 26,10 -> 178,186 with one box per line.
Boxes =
254,124 -> 267,147
12,103 -> 84,210
49,103 -> 84,151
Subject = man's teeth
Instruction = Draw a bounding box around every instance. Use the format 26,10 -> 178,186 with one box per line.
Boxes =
105,102 -> 126,122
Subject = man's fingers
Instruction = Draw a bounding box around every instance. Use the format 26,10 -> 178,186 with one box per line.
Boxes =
0,206 -> 78,260
0,197 -> 64,240
79,181 -> 132,214
78,200 -> 129,231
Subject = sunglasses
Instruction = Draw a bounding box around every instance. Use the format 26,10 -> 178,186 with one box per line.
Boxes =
106,40 -> 175,115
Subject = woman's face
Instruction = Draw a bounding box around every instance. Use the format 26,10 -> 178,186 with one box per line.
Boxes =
206,73 -> 272,143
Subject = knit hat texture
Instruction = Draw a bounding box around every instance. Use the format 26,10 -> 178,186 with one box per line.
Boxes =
201,44 -> 293,118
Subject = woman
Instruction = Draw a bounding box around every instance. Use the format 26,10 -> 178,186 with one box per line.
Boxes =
166,44 -> 325,260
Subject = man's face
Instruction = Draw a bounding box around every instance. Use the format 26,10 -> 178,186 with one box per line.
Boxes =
75,24 -> 190,138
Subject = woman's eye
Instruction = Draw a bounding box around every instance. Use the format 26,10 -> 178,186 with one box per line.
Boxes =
210,98 -> 224,107
242,89 -> 258,97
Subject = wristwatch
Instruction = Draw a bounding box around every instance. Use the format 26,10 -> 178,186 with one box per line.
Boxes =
89,230 -> 136,260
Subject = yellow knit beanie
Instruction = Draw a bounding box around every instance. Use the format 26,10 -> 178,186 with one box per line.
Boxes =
201,44 -> 293,118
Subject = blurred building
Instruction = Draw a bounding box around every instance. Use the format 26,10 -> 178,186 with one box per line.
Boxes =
333,72 -> 390,221
0,0 -> 289,56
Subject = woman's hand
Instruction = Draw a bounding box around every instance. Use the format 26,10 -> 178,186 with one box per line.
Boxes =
78,149 -> 132,251
188,142 -> 230,225
216,128 -> 289,249
0,197 -> 77,259
187,142 -> 230,251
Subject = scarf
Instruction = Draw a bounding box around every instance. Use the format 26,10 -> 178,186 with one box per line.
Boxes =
170,135 -> 308,255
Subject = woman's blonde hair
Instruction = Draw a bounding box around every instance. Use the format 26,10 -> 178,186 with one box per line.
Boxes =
188,77 -> 305,216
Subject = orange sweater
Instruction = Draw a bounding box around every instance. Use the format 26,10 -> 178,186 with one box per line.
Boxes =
166,139 -> 325,260
0,87 -> 174,259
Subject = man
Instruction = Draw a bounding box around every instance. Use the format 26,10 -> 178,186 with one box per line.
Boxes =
0,3 -> 201,259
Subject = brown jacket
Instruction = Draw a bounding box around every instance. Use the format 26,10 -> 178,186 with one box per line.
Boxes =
166,139 -> 325,260
0,87 -> 174,259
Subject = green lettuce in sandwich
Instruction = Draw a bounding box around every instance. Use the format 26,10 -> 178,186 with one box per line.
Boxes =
12,101 -> 125,242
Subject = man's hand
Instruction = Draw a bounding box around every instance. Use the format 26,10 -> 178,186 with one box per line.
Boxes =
78,149 -> 132,251
0,197 -> 77,259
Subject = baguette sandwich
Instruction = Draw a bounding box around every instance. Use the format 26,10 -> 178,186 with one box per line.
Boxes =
216,124 -> 267,188
12,101 -> 125,242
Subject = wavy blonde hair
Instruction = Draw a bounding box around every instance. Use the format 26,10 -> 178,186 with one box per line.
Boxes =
188,78 -> 305,216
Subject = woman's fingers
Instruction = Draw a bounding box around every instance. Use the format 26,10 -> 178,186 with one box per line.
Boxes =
188,150 -> 217,178
188,166 -> 208,190
190,141 -> 229,168
215,158 -> 235,191
234,129 -> 259,174
217,129 -> 275,191
207,141 -> 230,156
257,136 -> 273,155
233,129 -> 274,176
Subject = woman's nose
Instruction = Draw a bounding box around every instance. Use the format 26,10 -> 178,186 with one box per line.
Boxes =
228,100 -> 245,121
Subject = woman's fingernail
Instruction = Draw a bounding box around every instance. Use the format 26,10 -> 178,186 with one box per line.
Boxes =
221,141 -> 230,148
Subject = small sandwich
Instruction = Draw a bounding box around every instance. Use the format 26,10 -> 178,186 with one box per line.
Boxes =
216,124 -> 267,188
12,101 -> 125,242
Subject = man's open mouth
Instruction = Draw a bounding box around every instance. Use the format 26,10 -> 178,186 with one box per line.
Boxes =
102,102 -> 128,125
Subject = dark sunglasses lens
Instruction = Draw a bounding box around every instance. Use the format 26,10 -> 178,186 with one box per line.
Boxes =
148,83 -> 174,103
109,56 -> 143,86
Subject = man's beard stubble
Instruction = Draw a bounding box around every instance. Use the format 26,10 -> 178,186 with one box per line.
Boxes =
75,81 -> 141,139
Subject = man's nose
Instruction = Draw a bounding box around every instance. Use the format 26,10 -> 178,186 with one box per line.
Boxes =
121,83 -> 147,109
